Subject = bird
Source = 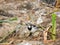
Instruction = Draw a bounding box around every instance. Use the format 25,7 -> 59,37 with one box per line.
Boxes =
26,23 -> 39,36
26,23 -> 38,33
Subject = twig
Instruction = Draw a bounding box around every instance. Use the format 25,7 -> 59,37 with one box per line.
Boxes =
9,39 -> 14,44
0,23 -> 21,43
43,25 -> 52,43
0,30 -> 16,43
36,24 -> 45,30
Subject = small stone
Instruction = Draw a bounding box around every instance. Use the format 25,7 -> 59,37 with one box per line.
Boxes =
37,17 -> 43,24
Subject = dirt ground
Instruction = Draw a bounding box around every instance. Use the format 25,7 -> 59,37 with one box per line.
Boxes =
0,0 -> 60,45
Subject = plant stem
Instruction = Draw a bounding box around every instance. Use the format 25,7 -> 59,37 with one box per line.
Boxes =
51,13 -> 56,40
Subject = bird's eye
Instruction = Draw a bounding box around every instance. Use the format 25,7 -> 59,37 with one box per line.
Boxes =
27,26 -> 32,31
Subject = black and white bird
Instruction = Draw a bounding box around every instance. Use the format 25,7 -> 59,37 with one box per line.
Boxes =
26,23 -> 38,33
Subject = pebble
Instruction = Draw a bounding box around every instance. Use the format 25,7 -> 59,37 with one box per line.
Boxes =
37,16 -> 43,24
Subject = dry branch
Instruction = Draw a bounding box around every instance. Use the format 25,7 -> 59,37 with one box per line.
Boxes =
43,25 -> 52,43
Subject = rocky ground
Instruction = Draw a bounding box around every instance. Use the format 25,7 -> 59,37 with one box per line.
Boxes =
0,0 -> 60,45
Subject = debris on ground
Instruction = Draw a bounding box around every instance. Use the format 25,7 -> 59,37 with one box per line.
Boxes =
0,0 -> 60,45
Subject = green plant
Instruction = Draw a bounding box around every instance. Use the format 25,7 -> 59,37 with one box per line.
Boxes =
0,17 -> 18,23
51,13 -> 56,40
